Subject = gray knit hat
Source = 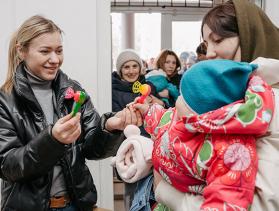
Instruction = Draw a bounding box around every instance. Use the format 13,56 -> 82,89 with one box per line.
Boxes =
116,49 -> 143,75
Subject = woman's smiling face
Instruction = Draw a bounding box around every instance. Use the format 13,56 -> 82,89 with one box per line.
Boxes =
19,31 -> 63,81
202,24 -> 241,61
120,60 -> 141,83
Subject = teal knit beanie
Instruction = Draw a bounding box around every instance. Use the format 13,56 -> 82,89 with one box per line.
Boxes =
180,59 -> 258,114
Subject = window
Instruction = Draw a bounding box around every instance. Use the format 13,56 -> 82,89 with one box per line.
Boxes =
134,13 -> 161,62
111,0 -> 214,8
172,20 -> 202,55
111,13 -> 161,70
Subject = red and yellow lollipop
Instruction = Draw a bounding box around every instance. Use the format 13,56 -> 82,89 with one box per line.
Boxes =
132,81 -> 151,104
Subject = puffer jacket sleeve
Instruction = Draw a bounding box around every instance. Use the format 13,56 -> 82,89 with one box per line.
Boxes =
81,96 -> 125,159
0,99 -> 66,182
144,104 -> 168,136
183,75 -> 274,136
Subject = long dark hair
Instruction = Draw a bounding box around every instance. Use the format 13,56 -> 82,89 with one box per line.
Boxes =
201,0 -> 239,39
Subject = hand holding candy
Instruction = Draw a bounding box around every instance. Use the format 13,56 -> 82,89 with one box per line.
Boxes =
132,81 -> 151,104
64,87 -> 87,116
72,91 -> 86,116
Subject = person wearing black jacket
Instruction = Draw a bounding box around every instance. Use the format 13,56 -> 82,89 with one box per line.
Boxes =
112,71 -> 150,112
112,49 -> 163,210
112,49 -> 163,123
0,15 -> 140,211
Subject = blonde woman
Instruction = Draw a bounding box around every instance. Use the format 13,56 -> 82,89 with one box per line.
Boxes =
0,15 -> 140,211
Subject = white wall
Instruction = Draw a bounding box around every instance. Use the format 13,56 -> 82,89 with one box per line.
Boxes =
265,0 -> 279,26
0,0 -> 113,209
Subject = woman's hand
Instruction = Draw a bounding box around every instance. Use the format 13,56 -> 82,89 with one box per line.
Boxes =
158,89 -> 169,98
153,169 -> 163,192
105,106 -> 143,132
149,95 -> 165,107
52,113 -> 81,144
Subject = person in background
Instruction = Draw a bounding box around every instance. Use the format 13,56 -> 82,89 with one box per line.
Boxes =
154,49 -> 182,107
0,15 -> 141,211
145,69 -> 179,107
196,42 -> 207,62
112,49 -> 163,210
112,49 -> 163,114
153,0 -> 279,210
186,52 -> 197,69
141,59 -> 148,75
179,51 -> 190,74
178,51 -> 197,75
147,57 -> 155,71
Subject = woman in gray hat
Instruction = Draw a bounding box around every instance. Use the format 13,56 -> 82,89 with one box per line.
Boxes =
112,49 -> 163,113
112,49 -> 163,210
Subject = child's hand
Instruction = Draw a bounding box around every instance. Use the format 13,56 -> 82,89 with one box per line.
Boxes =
126,96 -> 150,108
132,102 -> 149,116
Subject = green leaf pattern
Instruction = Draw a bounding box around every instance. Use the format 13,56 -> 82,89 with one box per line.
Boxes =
196,137 -> 213,176
153,203 -> 172,211
158,111 -> 172,128
236,90 -> 262,126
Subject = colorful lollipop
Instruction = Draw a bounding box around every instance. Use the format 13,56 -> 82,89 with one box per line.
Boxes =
71,91 -> 86,116
132,81 -> 151,104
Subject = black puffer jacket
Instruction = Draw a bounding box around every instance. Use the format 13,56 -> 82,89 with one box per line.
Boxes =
112,72 -> 157,137
112,71 -> 156,112
167,73 -> 182,108
0,63 -> 124,211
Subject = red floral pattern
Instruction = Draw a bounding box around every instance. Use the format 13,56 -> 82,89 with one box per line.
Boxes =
144,76 -> 274,210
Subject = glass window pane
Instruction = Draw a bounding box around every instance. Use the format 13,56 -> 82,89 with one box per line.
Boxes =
130,0 -> 144,6
144,0 -> 158,6
111,0 -> 214,7
111,13 -> 122,71
158,0 -> 172,6
135,13 -> 161,64
172,21 -> 202,56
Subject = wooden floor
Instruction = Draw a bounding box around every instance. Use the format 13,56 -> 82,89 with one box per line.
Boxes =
113,178 -> 125,211
114,199 -> 125,211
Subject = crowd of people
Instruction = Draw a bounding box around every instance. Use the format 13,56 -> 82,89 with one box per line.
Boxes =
0,0 -> 278,211
112,0 -> 279,210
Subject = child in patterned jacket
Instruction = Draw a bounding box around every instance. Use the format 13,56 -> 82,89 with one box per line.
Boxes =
133,59 -> 274,211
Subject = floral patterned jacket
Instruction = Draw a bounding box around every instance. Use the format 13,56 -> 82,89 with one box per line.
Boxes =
144,75 -> 274,210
